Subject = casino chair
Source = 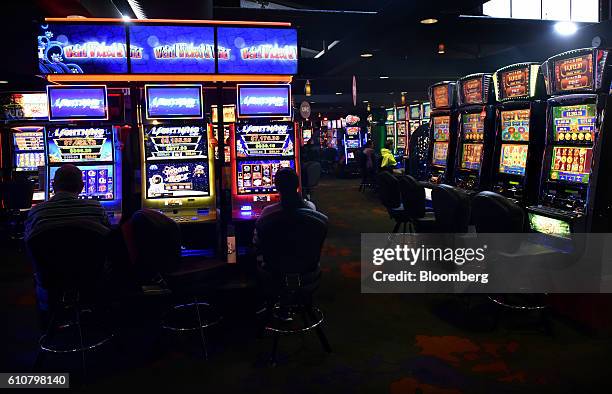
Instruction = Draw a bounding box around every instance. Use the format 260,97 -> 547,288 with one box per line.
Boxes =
397,175 -> 437,233
255,207 -> 332,366
359,151 -> 376,192
27,221 -> 115,377
431,184 -> 471,233
122,209 -> 226,359
0,179 -> 34,245
301,161 -> 322,202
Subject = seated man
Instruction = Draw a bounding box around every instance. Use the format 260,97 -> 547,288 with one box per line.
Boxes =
25,164 -> 111,241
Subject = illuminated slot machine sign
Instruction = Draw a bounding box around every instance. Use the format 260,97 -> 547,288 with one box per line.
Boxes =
145,125 -> 207,160
423,102 -> 431,119
12,127 -> 46,171
396,107 -> 406,121
47,127 -> 113,163
396,122 -> 407,148
431,116 -> 450,166
237,84 -> 291,118
145,85 -> 203,119
462,77 -> 484,105
553,104 -> 596,144
47,85 -> 108,121
345,127 -> 361,149
409,105 -> 421,120
1,93 -> 48,121
145,161 -> 210,199
386,109 -> 395,122
501,67 -> 530,99
432,85 -> 449,109
554,54 -> 594,92
501,109 -> 530,142
462,113 -> 485,142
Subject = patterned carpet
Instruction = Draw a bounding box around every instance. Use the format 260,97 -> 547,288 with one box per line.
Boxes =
1,177 -> 611,393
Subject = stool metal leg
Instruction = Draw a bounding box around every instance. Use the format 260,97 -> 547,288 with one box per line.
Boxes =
307,307 -> 332,353
269,334 -> 280,366
194,297 -> 208,360
33,312 -> 56,372
75,301 -> 87,381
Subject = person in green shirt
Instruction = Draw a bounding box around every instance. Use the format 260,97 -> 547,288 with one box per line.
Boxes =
380,139 -> 397,172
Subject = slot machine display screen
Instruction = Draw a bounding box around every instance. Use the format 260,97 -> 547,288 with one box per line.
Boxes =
235,122 -> 294,158
144,125 -> 207,160
553,104 -> 596,143
433,85 -> 449,108
501,109 -> 530,141
499,144 -> 528,176
462,77 -> 483,104
47,86 -> 108,121
396,107 -> 406,121
49,164 -> 114,200
462,113 -> 484,141
423,103 -> 431,119
432,142 -> 448,167
12,128 -> 45,171
386,109 -> 395,122
145,85 -> 203,119
145,161 -> 210,198
386,124 -> 395,137
549,146 -> 592,184
236,159 -> 295,195
47,127 -> 113,164
461,143 -> 483,170
303,129 -> 312,142
396,122 -> 407,136
501,67 -> 530,99
432,116 -> 450,141
409,106 -> 421,120
554,54 -> 594,92
346,140 -> 360,148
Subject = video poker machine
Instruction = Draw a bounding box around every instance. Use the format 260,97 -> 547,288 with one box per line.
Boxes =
343,120 -> 362,167
385,108 -> 396,150
140,84 -> 216,224
527,48 -> 612,235
395,106 -> 408,157
45,85 -> 123,223
491,63 -> 547,205
426,81 -> 458,185
231,84 -> 298,219
453,74 -> 496,193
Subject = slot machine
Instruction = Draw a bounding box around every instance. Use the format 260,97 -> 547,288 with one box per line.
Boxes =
453,74 -> 496,193
1,92 -> 50,204
426,81 -> 459,185
527,48 -> 612,235
422,102 -> 431,124
409,103 -> 422,137
343,123 -> 362,166
385,108 -> 396,149
211,104 -> 236,165
231,84 -> 298,219
46,85 -> 123,223
491,63 -> 547,205
395,106 -> 408,157
140,84 -> 216,224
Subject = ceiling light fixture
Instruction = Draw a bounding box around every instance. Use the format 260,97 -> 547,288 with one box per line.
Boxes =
121,14 -> 131,21
363,100 -> 369,103
555,21 -> 578,36
379,76 -> 389,79
0,80 -> 8,84
305,79 -> 312,96
438,43 -> 446,54
420,18 -> 438,25
336,92 -> 342,95
360,53 -> 373,58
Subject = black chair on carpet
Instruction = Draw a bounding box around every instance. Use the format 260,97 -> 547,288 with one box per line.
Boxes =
27,221 -> 114,377
255,207 -> 332,365
397,175 -> 436,233
431,184 -> 471,233
301,161 -> 321,202
0,180 -> 34,243
123,209 -> 226,359
358,151 -> 376,192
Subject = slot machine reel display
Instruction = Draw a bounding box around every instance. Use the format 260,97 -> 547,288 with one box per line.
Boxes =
211,104 -> 236,164
491,63 -> 547,205
10,126 -> 47,201
141,84 -> 216,223
527,48 -> 612,235
409,104 -> 422,136
453,74 -> 496,193
426,81 -> 458,185
385,108 -> 396,150
395,107 -> 407,157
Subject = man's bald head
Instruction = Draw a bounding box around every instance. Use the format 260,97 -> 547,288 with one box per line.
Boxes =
53,164 -> 84,195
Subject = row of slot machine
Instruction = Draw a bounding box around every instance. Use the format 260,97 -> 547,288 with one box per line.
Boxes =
0,83 -> 299,230
385,102 -> 432,158
407,47 -> 612,236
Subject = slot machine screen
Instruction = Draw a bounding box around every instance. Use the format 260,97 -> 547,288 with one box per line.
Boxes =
461,143 -> 483,170
553,104 -> 596,143
235,122 -> 294,158
423,103 -> 431,119
549,146 -> 592,184
49,164 -> 114,200
501,109 -> 530,141
433,85 -> 449,108
554,54 -> 594,92
499,144 -> 528,176
432,142 -> 448,167
409,105 -> 421,120
236,159 -> 295,195
145,161 -> 210,198
303,129 -> 312,142
461,113 -> 484,141
396,122 -> 407,136
528,213 -> 571,238
144,125 -> 207,160
432,116 -> 450,141
237,84 -> 291,118
346,140 -> 360,148
12,128 -> 45,171
386,109 -> 395,122
47,127 -> 113,164
462,77 -> 483,104
145,85 -> 203,119
47,85 -> 108,121
501,67 -> 530,99
396,107 -> 406,121
386,124 -> 395,138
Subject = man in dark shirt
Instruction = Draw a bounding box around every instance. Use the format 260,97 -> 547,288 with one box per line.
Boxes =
25,164 -> 111,241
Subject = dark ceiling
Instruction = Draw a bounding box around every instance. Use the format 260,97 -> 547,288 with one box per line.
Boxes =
2,0 -> 611,117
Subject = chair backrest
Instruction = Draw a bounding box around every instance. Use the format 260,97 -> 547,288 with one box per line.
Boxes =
121,208 -> 182,276
398,175 -> 426,219
377,171 -> 402,209
407,124 -> 432,181
302,161 -> 322,188
26,221 -> 109,292
0,180 -> 34,210
256,208 -> 328,275
432,184 -> 471,233
472,191 -> 525,233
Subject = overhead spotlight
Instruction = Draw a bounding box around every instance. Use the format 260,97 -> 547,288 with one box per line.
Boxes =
379,76 -> 389,79
121,14 -> 131,21
360,53 -> 373,58
336,92 -> 342,95
0,80 -> 8,84
420,18 -> 438,25
438,43 -> 446,54
363,100 -> 369,103
555,21 -> 578,36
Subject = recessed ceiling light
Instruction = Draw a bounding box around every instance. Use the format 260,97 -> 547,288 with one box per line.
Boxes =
360,53 -> 373,58
420,18 -> 438,25
363,100 -> 369,103
379,76 -> 389,79
336,92 -> 342,95
555,21 -> 578,36
0,80 -> 8,84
